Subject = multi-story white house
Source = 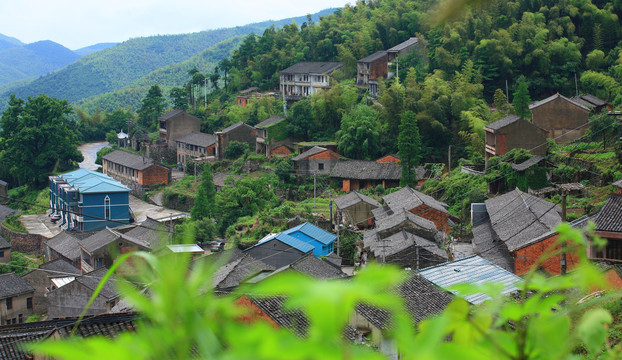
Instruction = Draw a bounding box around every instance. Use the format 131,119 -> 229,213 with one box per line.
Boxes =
279,62 -> 342,100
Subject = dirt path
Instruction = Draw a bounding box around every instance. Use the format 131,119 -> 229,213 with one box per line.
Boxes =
78,141 -> 109,170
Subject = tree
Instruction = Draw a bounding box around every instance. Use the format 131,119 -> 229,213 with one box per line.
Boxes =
219,58 -> 233,91
191,163 -> 216,221
398,111 -> 422,186
379,80 -> 405,137
512,79 -> 532,119
493,88 -> 508,114
105,130 -> 118,146
286,99 -> 315,140
225,141 -> 249,159
336,104 -> 381,160
137,85 -> 167,130
0,94 -> 83,186
170,87 -> 189,110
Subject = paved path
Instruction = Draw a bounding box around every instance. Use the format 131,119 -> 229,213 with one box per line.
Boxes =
20,214 -> 61,239
129,195 -> 189,223
78,141 -> 109,170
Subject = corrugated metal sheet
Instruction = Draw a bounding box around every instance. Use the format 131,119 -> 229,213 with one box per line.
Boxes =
284,223 -> 336,245
275,234 -> 315,253
166,244 -> 204,253
418,255 -> 523,304
51,277 -> 75,289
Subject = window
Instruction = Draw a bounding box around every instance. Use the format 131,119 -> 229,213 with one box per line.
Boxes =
11,318 -> 15,324
0,251 -> 4,258
96,257 -> 104,269
26,297 -> 32,310
6,297 -> 12,310
18,314 -> 22,323
104,196 -> 111,220
318,163 -> 324,170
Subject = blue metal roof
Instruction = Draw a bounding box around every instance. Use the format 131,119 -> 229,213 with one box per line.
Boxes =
283,222 -> 336,245
251,233 -> 314,254
418,255 -> 523,305
58,169 -> 129,193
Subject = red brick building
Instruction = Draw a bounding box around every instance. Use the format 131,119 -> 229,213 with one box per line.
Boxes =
102,149 -> 170,196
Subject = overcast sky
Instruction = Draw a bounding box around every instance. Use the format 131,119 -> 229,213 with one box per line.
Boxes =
0,0 -> 351,50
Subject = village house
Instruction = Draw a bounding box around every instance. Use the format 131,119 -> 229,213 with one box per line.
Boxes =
334,191 -> 382,228
374,186 -> 456,233
45,231 -> 92,268
591,180 -> 622,261
102,149 -> 170,196
330,160 -> 402,192
213,250 -> 277,289
356,51 -> 388,96
0,273 -> 34,325
570,94 -> 612,114
255,115 -> 293,158
386,37 -> 423,76
176,132 -> 218,165
418,255 -> 523,304
364,209 -> 447,269
471,188 -> 564,274
249,222 -> 337,259
0,312 -> 137,359
236,87 -> 259,107
49,169 -> 131,232
279,62 -> 342,100
529,93 -> 591,143
484,114 -> 548,165
0,236 -> 11,264
21,259 -> 81,315
158,109 -> 201,149
215,121 -> 257,160
47,267 -> 119,319
295,141 -> 338,154
292,146 -> 343,176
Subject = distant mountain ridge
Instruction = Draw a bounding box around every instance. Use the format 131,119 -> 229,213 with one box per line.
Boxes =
0,8 -> 337,113
74,43 -> 118,56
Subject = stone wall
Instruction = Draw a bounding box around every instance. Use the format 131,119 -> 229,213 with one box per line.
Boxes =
0,224 -> 46,254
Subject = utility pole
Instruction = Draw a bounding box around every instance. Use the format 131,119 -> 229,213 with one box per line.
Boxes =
313,172 -> 317,208
194,162 -> 197,183
505,80 -> 509,104
575,73 -> 579,97
396,57 -> 399,80
329,193 -> 333,231
282,83 -> 287,117
416,246 -> 420,270
448,145 -> 452,178
561,190 -> 567,274
204,77 -> 208,106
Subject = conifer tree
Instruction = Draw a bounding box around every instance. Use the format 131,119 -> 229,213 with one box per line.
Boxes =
512,79 -> 532,119
398,111 -> 422,187
191,163 -> 216,221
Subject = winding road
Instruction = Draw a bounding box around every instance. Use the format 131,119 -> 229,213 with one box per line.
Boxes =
78,141 -> 110,170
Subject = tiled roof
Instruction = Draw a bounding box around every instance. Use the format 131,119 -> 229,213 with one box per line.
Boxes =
579,94 -> 607,106
289,254 -> 347,279
279,62 -> 342,75
159,109 -> 184,120
529,93 -> 590,112
177,132 -> 217,148
0,312 -> 137,360
38,259 -> 81,277
334,191 -> 381,210
356,273 -> 452,329
291,146 -> 329,161
122,217 -> 166,250
594,195 -> 622,233
387,37 -> 419,52
373,209 -> 439,240
471,220 -> 514,272
485,189 -> 561,252
510,155 -> 545,171
381,186 -> 449,216
256,115 -> 286,128
418,255 -> 523,304
102,149 -> 156,171
219,121 -> 248,134
358,51 -> 388,63
214,253 -> 276,289
73,267 -> 118,300
0,273 -> 33,299
0,235 -> 10,249
46,231 -> 88,262
485,114 -> 521,131
282,222 -> 337,245
330,160 -> 401,180
363,228 -> 447,260
80,228 -> 120,253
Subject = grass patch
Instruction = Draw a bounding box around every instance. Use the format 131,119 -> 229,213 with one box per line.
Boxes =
293,197 -> 332,219
2,214 -> 27,233
7,186 -> 48,214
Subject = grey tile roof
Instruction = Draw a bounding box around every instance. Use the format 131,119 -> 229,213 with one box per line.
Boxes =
292,146 -> 329,161
38,259 -> 81,276
364,228 -> 447,259
471,221 -> 514,272
374,209 -> 439,240
214,253 -> 276,289
159,109 -> 184,120
529,93 -> 591,112
356,272 -> 453,329
289,254 -> 347,279
510,155 -> 545,171
0,273 -> 34,299
330,160 -> 401,180
0,312 -> 137,360
46,231 -> 86,262
324,252 -> 343,267
418,255 -> 523,304
334,191 -> 381,210
219,121 -> 253,134
102,149 -> 155,171
0,205 -> 17,221
0,235 -> 10,249
247,296 -> 309,336
381,186 -> 449,216
485,114 -> 521,131
594,195 -> 622,233
279,62 -> 343,75
75,267 -> 118,300
122,217 -> 166,250
177,132 -> 217,148
387,37 -> 419,52
256,115 -> 286,128
580,94 -> 607,106
485,189 -> 561,252
358,51 -> 388,63
80,228 -> 120,253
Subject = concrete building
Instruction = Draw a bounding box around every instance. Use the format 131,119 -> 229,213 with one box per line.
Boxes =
334,191 -> 381,228
158,109 -> 201,149
529,93 -> 591,143
216,122 -> 257,160
0,273 -> 34,325
0,236 -> 11,264
484,114 -> 548,165
291,146 -> 342,176
279,62 -> 342,100
49,169 -> 130,232
176,132 -> 218,165
255,115 -> 293,158
21,259 -> 81,315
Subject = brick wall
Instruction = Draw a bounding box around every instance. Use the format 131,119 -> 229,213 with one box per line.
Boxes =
271,145 -> 292,157
141,165 -> 169,186
0,224 -> 46,254
606,269 -> 622,289
512,233 -> 580,276
410,205 -> 452,233
234,296 -> 279,327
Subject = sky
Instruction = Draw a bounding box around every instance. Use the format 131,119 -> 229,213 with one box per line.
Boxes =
0,0 -> 352,50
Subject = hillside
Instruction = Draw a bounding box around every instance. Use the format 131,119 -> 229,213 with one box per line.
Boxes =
0,8 -> 337,113
74,42 -> 118,56
0,33 -> 23,51
0,40 -> 79,85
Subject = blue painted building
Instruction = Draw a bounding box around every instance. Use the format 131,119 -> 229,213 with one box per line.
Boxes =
49,169 -> 131,232
260,222 -> 337,257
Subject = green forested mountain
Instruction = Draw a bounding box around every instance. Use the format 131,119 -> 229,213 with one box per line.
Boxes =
0,40 -> 79,85
73,42 -> 118,56
0,9 -> 337,113
0,34 -> 23,51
